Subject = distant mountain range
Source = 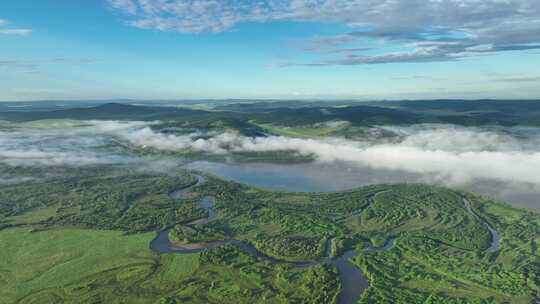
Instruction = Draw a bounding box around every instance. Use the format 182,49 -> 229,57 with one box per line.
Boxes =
2,100 -> 540,126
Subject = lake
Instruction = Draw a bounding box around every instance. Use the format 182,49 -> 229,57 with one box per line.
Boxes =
187,160 -> 540,211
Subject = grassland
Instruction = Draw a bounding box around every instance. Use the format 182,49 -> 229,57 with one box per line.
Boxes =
0,226 -> 338,304
1,164 -> 539,303
0,227 -> 199,304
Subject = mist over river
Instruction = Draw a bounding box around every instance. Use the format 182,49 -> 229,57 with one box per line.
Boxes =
188,160 -> 540,211
1,119 -> 539,211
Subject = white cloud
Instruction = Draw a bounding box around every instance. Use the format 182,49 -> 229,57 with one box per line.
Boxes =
3,120 -> 540,188
108,0 -> 537,33
0,149 -> 125,167
0,29 -> 32,36
107,0 -> 540,65
0,19 -> 31,36
90,121 -> 540,187
0,121 -> 138,167
109,0 -> 138,14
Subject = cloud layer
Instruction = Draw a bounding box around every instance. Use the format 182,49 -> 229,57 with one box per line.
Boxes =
108,0 -> 540,65
92,121 -> 540,187
2,120 -> 540,188
0,120 -> 137,167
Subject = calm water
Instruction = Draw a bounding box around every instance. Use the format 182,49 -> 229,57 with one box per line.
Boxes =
334,251 -> 369,304
187,161 -> 540,211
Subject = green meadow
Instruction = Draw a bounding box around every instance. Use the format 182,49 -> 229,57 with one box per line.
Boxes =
0,227 -> 199,304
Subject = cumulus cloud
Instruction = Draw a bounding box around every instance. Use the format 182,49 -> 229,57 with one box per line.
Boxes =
107,0 -> 540,65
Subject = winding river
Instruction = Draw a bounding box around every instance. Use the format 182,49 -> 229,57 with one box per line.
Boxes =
463,198 -> 501,253
149,175 -> 391,304
149,176 -> 500,304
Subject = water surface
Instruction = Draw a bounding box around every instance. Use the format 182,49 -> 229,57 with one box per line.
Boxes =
187,161 -> 540,211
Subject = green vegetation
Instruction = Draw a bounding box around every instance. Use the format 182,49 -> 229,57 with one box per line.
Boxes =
0,225 -> 340,304
169,223 -> 227,243
191,179 -> 540,303
351,190 -> 540,304
2,101 -> 540,303
0,166 -> 205,233
171,244 -> 341,304
0,227 -> 200,304
253,121 -> 350,139
1,163 -> 539,303
253,235 -> 327,262
4,100 -> 540,127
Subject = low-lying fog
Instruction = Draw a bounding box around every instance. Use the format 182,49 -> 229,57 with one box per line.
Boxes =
187,161 -> 540,211
1,119 -> 539,210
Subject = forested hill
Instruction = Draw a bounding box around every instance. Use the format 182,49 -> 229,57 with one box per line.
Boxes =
0,103 -> 206,121
2,100 -> 540,126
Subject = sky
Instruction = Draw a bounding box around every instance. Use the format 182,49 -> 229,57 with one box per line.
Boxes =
1,0 -> 540,101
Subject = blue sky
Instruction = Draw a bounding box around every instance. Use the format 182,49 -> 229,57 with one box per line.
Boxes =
1,0 -> 540,101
